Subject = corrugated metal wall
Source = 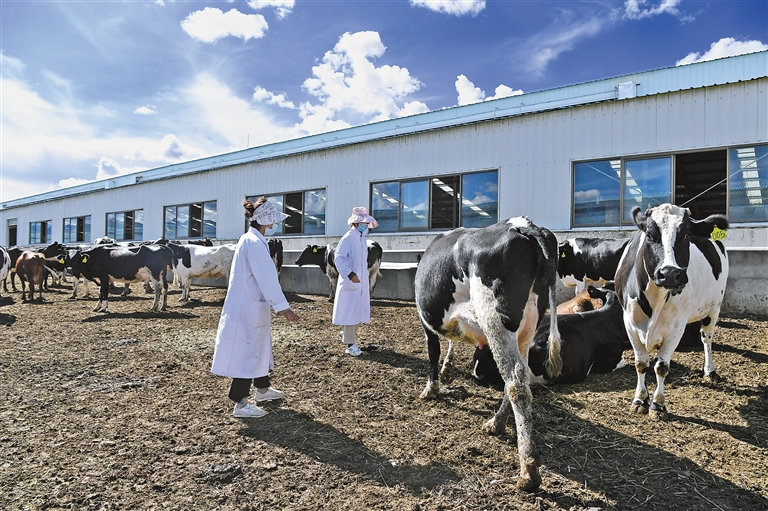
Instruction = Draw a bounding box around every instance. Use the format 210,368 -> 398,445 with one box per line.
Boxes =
2,78 -> 766,246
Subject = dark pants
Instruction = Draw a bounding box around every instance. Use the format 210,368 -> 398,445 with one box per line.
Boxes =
228,376 -> 270,402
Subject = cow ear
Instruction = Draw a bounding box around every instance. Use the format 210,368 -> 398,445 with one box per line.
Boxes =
690,214 -> 729,238
632,206 -> 648,231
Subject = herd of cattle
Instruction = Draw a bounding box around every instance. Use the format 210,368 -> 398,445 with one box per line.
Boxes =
0,203 -> 731,493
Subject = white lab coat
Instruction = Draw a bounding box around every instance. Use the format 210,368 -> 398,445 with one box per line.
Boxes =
332,226 -> 371,326
211,227 -> 290,378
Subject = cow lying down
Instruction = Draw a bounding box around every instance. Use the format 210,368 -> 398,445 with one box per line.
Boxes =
473,285 -> 626,388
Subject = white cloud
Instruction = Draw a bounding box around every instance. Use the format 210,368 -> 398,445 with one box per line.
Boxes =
489,84 -> 523,100
95,156 -> 123,179
676,37 -> 768,66
455,75 -> 522,106
181,73 -> 288,149
180,7 -> 268,43
523,15 -> 603,78
456,74 -> 485,105
0,58 -> 213,201
623,0 -> 685,20
253,86 -> 296,109
134,105 -> 157,115
294,31 -> 427,132
247,0 -> 295,19
410,0 -> 485,17
155,0 -> 165,6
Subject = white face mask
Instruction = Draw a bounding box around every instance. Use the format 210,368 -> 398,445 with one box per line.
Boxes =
264,226 -> 276,236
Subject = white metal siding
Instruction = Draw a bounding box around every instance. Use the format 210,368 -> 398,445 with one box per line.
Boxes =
2,78 -> 766,246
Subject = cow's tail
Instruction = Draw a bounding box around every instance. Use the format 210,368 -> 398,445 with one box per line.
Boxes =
544,284 -> 563,379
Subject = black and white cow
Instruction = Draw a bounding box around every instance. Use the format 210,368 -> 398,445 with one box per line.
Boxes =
268,239 -> 284,274
473,285 -> 626,387
0,245 -> 10,301
615,204 -> 729,421
558,237 -> 629,291
164,243 -> 236,302
415,217 -> 562,493
62,244 -> 174,312
295,240 -> 383,301
2,246 -> 23,292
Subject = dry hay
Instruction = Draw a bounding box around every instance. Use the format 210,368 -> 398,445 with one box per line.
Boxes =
0,284 -> 766,510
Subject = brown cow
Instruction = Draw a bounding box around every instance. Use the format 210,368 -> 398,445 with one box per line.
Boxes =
556,285 -> 606,315
16,251 -> 49,302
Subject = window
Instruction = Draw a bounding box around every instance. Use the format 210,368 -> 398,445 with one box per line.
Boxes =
371,170 -> 498,231
7,219 -> 17,247
622,157 -> 671,221
675,150 -> 727,220
106,210 -> 144,241
574,146 -> 768,225
63,215 -> 91,243
29,221 -> 51,244
729,145 -> 768,222
245,190 -> 326,235
164,202 -> 215,240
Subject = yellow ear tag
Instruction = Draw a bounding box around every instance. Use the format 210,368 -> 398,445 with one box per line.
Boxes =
313,248 -> 317,252
58,257 -> 65,264
711,226 -> 727,241
561,252 -> 566,258
81,256 -> 88,263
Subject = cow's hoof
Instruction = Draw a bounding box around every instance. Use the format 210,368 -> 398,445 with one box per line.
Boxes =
517,460 -> 542,493
419,381 -> 438,400
649,402 -> 668,421
704,371 -> 722,383
630,398 -> 649,415
439,366 -> 454,384
481,416 -> 506,436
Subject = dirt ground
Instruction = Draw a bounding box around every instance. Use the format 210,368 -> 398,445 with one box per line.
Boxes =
1,282 -> 766,511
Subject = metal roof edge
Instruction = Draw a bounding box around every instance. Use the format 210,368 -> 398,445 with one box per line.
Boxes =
3,50 -> 766,211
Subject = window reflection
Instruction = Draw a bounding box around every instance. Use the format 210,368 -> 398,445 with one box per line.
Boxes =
573,160 -> 622,226
729,146 -> 768,222
203,202 -> 217,239
304,189 -> 326,235
461,171 -> 498,227
401,181 -> 429,229
623,158 -> 671,221
246,190 -> 325,235
372,182 -> 399,231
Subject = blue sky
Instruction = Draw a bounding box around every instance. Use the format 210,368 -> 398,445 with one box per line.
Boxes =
1,0 -> 766,202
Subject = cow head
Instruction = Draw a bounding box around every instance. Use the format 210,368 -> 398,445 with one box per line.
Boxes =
557,240 -> 579,281
632,204 -> 728,295
295,244 -> 325,267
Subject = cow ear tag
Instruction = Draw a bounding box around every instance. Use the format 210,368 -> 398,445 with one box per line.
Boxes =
711,227 -> 727,241
561,252 -> 566,258
58,256 -> 65,264
81,255 -> 89,263
313,248 -> 317,252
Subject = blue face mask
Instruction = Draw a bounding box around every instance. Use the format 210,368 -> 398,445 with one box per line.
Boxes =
264,226 -> 276,236
357,224 -> 368,234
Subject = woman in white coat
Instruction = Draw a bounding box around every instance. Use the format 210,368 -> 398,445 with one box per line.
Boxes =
211,198 -> 300,418
332,206 -> 378,357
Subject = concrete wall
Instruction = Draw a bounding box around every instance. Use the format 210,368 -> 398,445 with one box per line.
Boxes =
270,247 -> 767,317
721,248 -> 768,316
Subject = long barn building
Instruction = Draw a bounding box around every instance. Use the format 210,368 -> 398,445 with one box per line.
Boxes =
2,51 -> 767,312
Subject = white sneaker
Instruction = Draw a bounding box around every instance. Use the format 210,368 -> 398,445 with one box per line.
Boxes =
345,343 -> 363,357
254,387 -> 284,402
233,403 -> 267,418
